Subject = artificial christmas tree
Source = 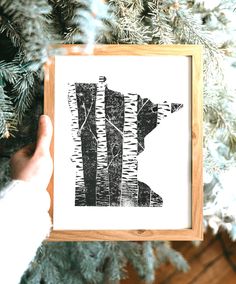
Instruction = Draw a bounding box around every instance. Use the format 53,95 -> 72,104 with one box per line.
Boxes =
0,0 -> 236,283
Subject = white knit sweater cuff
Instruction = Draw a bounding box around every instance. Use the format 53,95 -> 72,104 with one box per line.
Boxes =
0,180 -> 52,284
0,179 -> 51,213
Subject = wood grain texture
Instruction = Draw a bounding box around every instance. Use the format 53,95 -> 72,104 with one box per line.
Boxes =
121,230 -> 236,284
191,45 -> 203,242
44,45 -> 203,241
44,57 -> 55,220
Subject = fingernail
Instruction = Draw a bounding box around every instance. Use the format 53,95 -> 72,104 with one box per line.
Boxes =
39,115 -> 52,136
40,115 -> 49,124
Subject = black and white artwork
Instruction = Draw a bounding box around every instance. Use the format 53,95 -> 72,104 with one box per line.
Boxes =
53,55 -> 190,230
68,76 -> 183,208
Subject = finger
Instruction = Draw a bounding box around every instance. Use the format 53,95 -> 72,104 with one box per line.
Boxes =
10,143 -> 35,162
35,115 -> 53,156
21,143 -> 36,156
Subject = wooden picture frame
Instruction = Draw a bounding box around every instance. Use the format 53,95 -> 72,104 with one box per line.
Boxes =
44,44 -> 203,241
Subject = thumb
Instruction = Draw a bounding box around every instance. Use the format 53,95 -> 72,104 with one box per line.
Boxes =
35,115 -> 53,156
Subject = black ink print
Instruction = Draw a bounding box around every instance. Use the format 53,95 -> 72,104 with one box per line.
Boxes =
68,77 -> 183,207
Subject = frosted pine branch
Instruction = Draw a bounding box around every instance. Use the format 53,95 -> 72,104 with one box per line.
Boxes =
13,71 -> 36,123
0,14 -> 21,47
0,61 -> 20,84
109,0 -> 151,43
152,241 -> 189,272
64,0 -> 109,48
172,4 -> 224,75
148,1 -> 176,44
0,0 -> 52,70
0,86 -> 16,138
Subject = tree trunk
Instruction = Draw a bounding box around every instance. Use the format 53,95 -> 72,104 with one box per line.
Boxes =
156,101 -> 183,125
68,84 -> 86,206
120,93 -> 139,207
95,77 -> 110,206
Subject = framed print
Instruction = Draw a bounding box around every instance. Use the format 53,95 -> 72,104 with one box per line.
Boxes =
44,44 -> 203,241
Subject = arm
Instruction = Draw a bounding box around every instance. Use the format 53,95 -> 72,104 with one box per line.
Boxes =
0,115 -> 53,284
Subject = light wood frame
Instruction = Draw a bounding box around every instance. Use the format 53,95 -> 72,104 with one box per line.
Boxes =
44,44 -> 203,241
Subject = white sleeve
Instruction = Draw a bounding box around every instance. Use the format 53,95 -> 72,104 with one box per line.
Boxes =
0,180 -> 52,284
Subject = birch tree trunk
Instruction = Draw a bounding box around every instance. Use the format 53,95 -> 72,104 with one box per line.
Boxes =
156,101 -> 183,125
68,84 -> 86,206
95,76 -> 110,206
120,93 -> 139,207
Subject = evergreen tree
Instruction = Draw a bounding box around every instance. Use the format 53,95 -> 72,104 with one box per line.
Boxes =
0,0 -> 236,283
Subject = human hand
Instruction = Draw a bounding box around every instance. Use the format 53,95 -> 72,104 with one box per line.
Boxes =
10,115 -> 53,191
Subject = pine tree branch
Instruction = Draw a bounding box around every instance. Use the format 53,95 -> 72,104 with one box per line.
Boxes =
0,85 -> 16,138
148,0 -> 176,44
51,0 -> 84,43
0,12 -> 22,47
0,0 -> 53,70
0,60 -> 20,84
62,0 -> 109,46
153,241 -> 189,272
48,0 -> 70,37
109,0 -> 151,43
12,70 -> 37,123
175,9 -> 217,49
204,104 -> 236,154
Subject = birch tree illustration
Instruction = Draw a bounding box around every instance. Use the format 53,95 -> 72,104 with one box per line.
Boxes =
68,77 -> 183,207
68,84 -> 86,206
95,76 -> 110,206
155,101 -> 183,126
120,93 -> 139,206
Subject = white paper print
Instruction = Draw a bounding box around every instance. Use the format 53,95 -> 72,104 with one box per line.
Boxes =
53,55 -> 191,230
